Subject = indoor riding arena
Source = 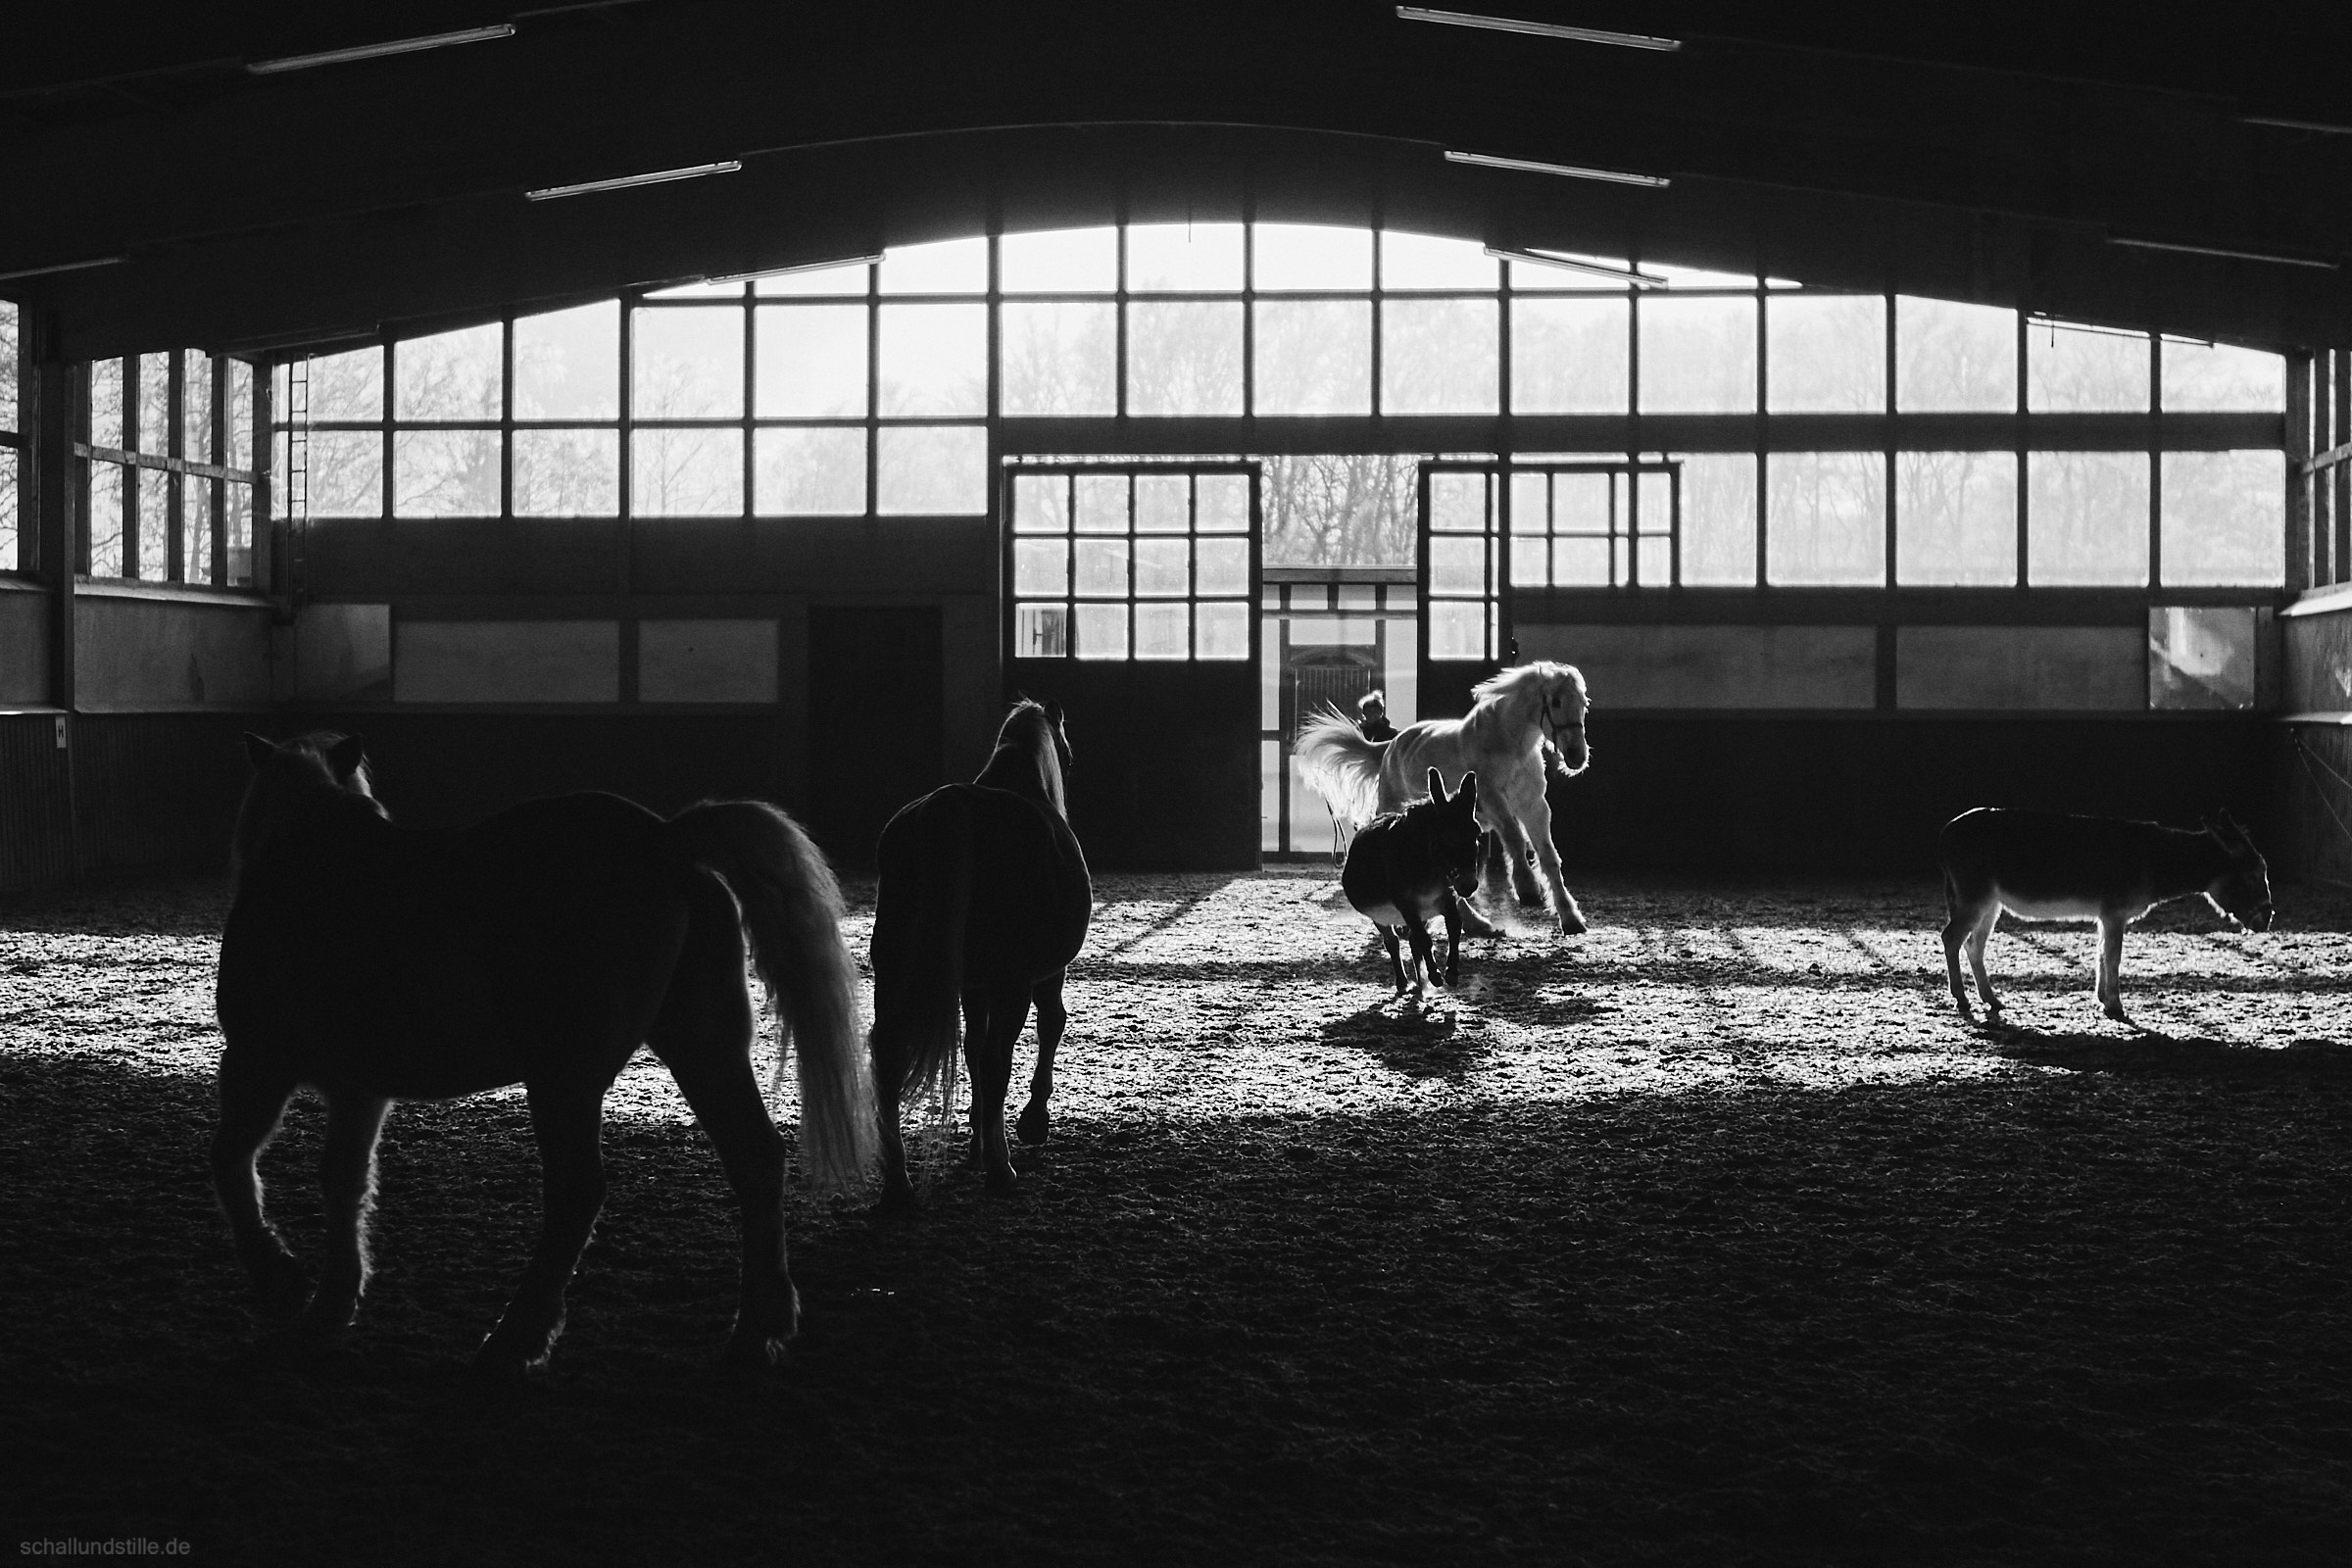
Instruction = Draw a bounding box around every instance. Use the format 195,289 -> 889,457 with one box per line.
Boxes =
7,6 -> 2352,1565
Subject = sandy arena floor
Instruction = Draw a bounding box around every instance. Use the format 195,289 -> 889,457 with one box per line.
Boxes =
4,868 -> 2350,1565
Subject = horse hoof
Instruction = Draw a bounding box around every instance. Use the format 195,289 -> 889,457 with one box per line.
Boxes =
1015,1104 -> 1052,1146
985,1166 -> 1020,1195
1557,916 -> 1588,937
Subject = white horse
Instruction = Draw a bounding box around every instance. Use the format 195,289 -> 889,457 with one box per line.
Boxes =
1296,662 -> 1592,935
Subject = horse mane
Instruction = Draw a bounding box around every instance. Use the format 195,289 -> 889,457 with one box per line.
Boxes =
990,700 -> 1068,816
1470,662 -> 1586,714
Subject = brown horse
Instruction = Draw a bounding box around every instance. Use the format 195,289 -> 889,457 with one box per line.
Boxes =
867,700 -> 1092,1208
212,732 -> 872,1371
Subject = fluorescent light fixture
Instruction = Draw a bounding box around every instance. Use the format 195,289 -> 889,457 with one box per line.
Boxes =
0,254 -> 126,282
1397,7 -> 1681,50
2108,234 -> 2337,270
1485,246 -> 1665,286
702,255 -> 884,287
2243,115 -> 2352,136
1446,150 -> 1670,188
526,160 -> 744,201
248,24 -> 514,74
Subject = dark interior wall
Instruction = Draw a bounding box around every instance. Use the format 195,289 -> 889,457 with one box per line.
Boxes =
2278,599 -> 2352,886
1548,713 -> 2281,877
0,711 -> 266,891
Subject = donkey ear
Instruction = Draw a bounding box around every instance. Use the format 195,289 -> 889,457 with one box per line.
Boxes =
1045,699 -> 1065,728
326,734 -> 368,779
242,732 -> 275,770
2217,807 -> 2248,839
1457,770 -> 1479,809
1426,767 -> 1446,804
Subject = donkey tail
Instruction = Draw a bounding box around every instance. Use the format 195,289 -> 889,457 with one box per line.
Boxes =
868,791 -> 972,1111
666,800 -> 876,1192
1294,708 -> 1386,827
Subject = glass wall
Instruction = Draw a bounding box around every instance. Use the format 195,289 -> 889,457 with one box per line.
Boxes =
1,301 -> 19,570
75,344 -> 260,586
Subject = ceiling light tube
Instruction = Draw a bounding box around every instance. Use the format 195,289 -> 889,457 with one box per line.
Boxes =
526,160 -> 744,201
2108,234 -> 2337,270
1485,246 -> 1665,286
1397,7 -> 1681,50
0,254 -> 127,282
2242,115 -> 2352,136
248,24 -> 515,74
1446,150 -> 1670,188
702,255 -> 885,287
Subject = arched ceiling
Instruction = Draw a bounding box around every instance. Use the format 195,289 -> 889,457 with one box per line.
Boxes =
8,0 -> 2352,358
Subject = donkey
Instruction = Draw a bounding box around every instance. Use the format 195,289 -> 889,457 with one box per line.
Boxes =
1938,807 -> 2275,1024
1341,769 -> 1485,998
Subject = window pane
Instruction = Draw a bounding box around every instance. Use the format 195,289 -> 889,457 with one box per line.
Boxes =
633,308 -> 743,418
1197,472 -> 1250,532
2161,342 -> 2284,413
86,462 -> 123,576
0,300 -> 16,430
1640,295 -> 1756,413
1001,303 -> 1116,416
1075,602 -> 1128,659
756,261 -> 871,297
307,345 -> 383,422
879,237 -> 987,295
1430,534 -> 1487,595
1134,538 -> 1189,596
90,359 -> 123,449
1253,300 -> 1370,415
136,466 -> 168,577
1512,297 -> 1629,414
1134,474 -> 1188,533
754,425 -> 865,515
2161,450 -> 2282,586
1675,453 -> 1754,585
1552,537 -> 1610,586
1014,604 -> 1069,658
1135,602 -> 1189,659
1196,536 -> 1249,596
647,279 -> 745,300
1014,472 -> 1068,532
1126,223 -> 1245,292
1002,227 -> 1117,294
223,481 -> 254,587
1252,224 -> 1373,291
878,304 -> 986,416
1768,452 -> 1884,585
513,427 -> 619,516
1430,471 -> 1488,533
2150,607 -> 2256,710
755,304 -> 867,417
1075,473 -> 1126,532
184,476 -> 214,583
226,362 -> 254,468
1896,452 -> 2016,586
1380,231 -> 1496,290
1262,454 -> 1413,567
1198,601 -> 1249,659
1768,295 -> 1884,413
1382,299 -> 1497,414
134,354 -> 170,453
395,323 -> 502,420
1896,297 -> 2015,413
1429,600 -> 1485,660
1127,301 -> 1244,416
1014,538 -> 1069,596
875,424 -> 986,514
1654,262 -> 1757,288
393,428 -> 501,516
631,427 -> 744,515
1074,537 -> 1130,596
2029,451 -> 2148,584
182,351 -> 214,462
1505,251 -> 1634,292
0,450 -> 18,569
309,429 -> 383,516
514,301 -> 620,419
2028,324 -> 2148,413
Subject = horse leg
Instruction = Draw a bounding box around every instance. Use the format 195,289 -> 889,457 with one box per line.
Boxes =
2097,914 -> 2129,1022
300,1091 -> 391,1341
1494,816 -> 1545,906
477,1085 -> 608,1374
1015,970 -> 1067,1148
870,1030 -> 919,1214
1941,888 -> 1978,1018
210,1048 -> 307,1317
970,983 -> 1029,1193
660,1048 -> 798,1366
960,991 -> 991,1170
1513,794 -> 1588,936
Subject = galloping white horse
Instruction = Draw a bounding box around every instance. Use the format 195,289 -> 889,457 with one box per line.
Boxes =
1296,662 -> 1592,935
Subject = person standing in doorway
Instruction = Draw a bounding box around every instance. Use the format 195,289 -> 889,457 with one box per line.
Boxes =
1355,690 -> 1396,745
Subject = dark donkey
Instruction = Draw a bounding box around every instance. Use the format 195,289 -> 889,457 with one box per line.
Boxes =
1341,768 -> 1484,998
1938,806 -> 2275,1023
214,733 -> 873,1371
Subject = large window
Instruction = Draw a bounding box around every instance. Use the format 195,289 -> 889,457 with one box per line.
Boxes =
76,345 -> 260,586
1009,466 -> 1253,661
1,301 -> 20,570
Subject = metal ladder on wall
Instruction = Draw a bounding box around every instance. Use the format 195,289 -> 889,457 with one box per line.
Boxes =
284,357 -> 310,599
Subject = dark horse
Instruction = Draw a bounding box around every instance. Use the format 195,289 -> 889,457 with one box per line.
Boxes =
868,700 -> 1092,1207
213,733 -> 874,1371
1341,768 -> 1484,998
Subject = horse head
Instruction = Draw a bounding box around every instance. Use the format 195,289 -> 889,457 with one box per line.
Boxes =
229,731 -> 385,893
997,699 -> 1072,819
2202,810 -> 2276,932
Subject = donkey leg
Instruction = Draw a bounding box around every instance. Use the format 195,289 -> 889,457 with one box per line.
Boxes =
1442,894 -> 1465,987
972,983 -> 1030,1193
1402,921 -> 1439,1002
1015,971 -> 1067,1148
1941,901 -> 1978,1017
2097,915 -> 2129,1021
211,1049 -> 307,1318
300,1091 -> 392,1341
478,1085 -> 609,1374
1376,925 -> 1406,994
1965,908 -> 2002,1017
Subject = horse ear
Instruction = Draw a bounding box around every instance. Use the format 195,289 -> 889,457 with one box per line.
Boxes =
242,732 -> 274,770
326,734 -> 367,779
1426,767 -> 1446,804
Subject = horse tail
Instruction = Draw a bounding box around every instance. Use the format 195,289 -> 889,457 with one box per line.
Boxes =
666,800 -> 876,1192
868,791 -> 972,1111
1294,708 -> 1386,827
